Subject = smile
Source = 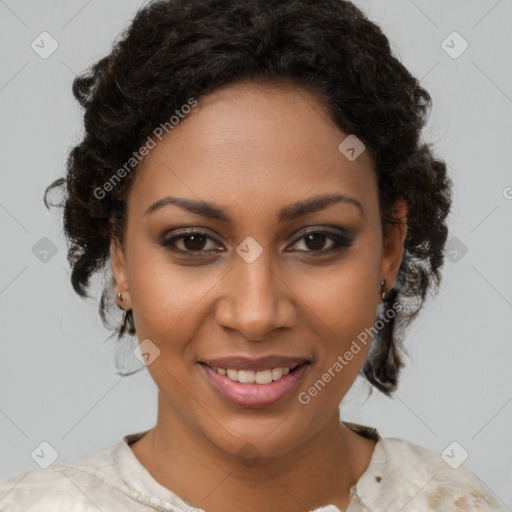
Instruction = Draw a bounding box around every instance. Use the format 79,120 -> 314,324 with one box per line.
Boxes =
199,362 -> 311,408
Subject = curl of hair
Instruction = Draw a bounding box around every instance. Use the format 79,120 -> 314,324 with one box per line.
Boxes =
44,0 -> 451,393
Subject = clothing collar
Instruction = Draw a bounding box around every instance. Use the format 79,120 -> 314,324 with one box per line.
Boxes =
113,421 -> 386,512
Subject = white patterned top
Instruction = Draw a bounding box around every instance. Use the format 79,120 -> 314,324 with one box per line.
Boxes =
0,422 -> 506,511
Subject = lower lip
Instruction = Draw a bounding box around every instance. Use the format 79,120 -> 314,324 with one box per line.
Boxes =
199,363 -> 310,408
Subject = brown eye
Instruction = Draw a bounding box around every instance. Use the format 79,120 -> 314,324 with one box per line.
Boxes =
180,233 -> 208,251
303,233 -> 330,251
290,230 -> 353,253
160,231 -> 222,254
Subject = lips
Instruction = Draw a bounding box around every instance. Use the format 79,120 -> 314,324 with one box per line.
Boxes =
200,355 -> 311,372
199,360 -> 311,408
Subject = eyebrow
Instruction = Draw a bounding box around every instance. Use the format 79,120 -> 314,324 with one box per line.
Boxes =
144,193 -> 365,222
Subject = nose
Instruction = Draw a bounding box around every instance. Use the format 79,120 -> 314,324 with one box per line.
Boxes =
214,248 -> 297,341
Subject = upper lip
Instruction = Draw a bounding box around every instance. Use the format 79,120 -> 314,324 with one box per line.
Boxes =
200,355 -> 311,371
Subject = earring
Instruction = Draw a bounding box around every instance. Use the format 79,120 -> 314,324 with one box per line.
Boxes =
380,279 -> 388,301
120,309 -> 128,332
115,291 -> 130,333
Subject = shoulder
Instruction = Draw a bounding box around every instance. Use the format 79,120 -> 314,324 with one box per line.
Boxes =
0,445 -> 137,511
370,436 -> 506,511
0,465 -> 95,511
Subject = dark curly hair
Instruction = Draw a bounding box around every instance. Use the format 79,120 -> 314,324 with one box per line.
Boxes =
44,0 -> 451,395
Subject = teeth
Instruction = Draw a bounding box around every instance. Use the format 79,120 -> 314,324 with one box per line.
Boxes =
212,366 -> 296,384
226,369 -> 238,381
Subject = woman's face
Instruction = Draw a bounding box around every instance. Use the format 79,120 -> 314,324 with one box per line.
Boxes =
111,80 -> 405,458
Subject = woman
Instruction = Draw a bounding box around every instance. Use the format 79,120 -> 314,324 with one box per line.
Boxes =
0,0 -> 505,510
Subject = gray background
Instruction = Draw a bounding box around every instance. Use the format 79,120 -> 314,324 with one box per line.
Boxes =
1,0 -> 511,507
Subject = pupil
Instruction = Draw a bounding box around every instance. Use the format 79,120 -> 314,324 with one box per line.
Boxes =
305,233 -> 326,250
184,234 -> 207,251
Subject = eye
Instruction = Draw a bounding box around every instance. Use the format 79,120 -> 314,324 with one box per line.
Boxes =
288,229 -> 353,253
160,230 -> 222,255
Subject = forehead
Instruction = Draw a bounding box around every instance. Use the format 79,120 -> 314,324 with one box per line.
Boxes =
128,81 -> 377,219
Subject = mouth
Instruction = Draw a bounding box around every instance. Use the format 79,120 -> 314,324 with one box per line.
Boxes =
198,358 -> 312,408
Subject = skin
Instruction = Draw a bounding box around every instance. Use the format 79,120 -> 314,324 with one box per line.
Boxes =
110,80 -> 407,512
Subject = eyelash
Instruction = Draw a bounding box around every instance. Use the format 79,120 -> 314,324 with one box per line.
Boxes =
159,229 -> 353,257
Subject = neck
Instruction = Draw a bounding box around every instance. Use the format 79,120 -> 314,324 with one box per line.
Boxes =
130,394 -> 376,512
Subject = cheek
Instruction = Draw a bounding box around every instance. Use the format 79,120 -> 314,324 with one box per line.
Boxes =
292,261 -> 380,413
125,241 -> 222,345
298,274 -> 377,389
289,239 -> 381,398
293,254 -> 380,340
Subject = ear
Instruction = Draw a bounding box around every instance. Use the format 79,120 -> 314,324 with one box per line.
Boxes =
111,237 -> 131,309
379,197 -> 407,291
